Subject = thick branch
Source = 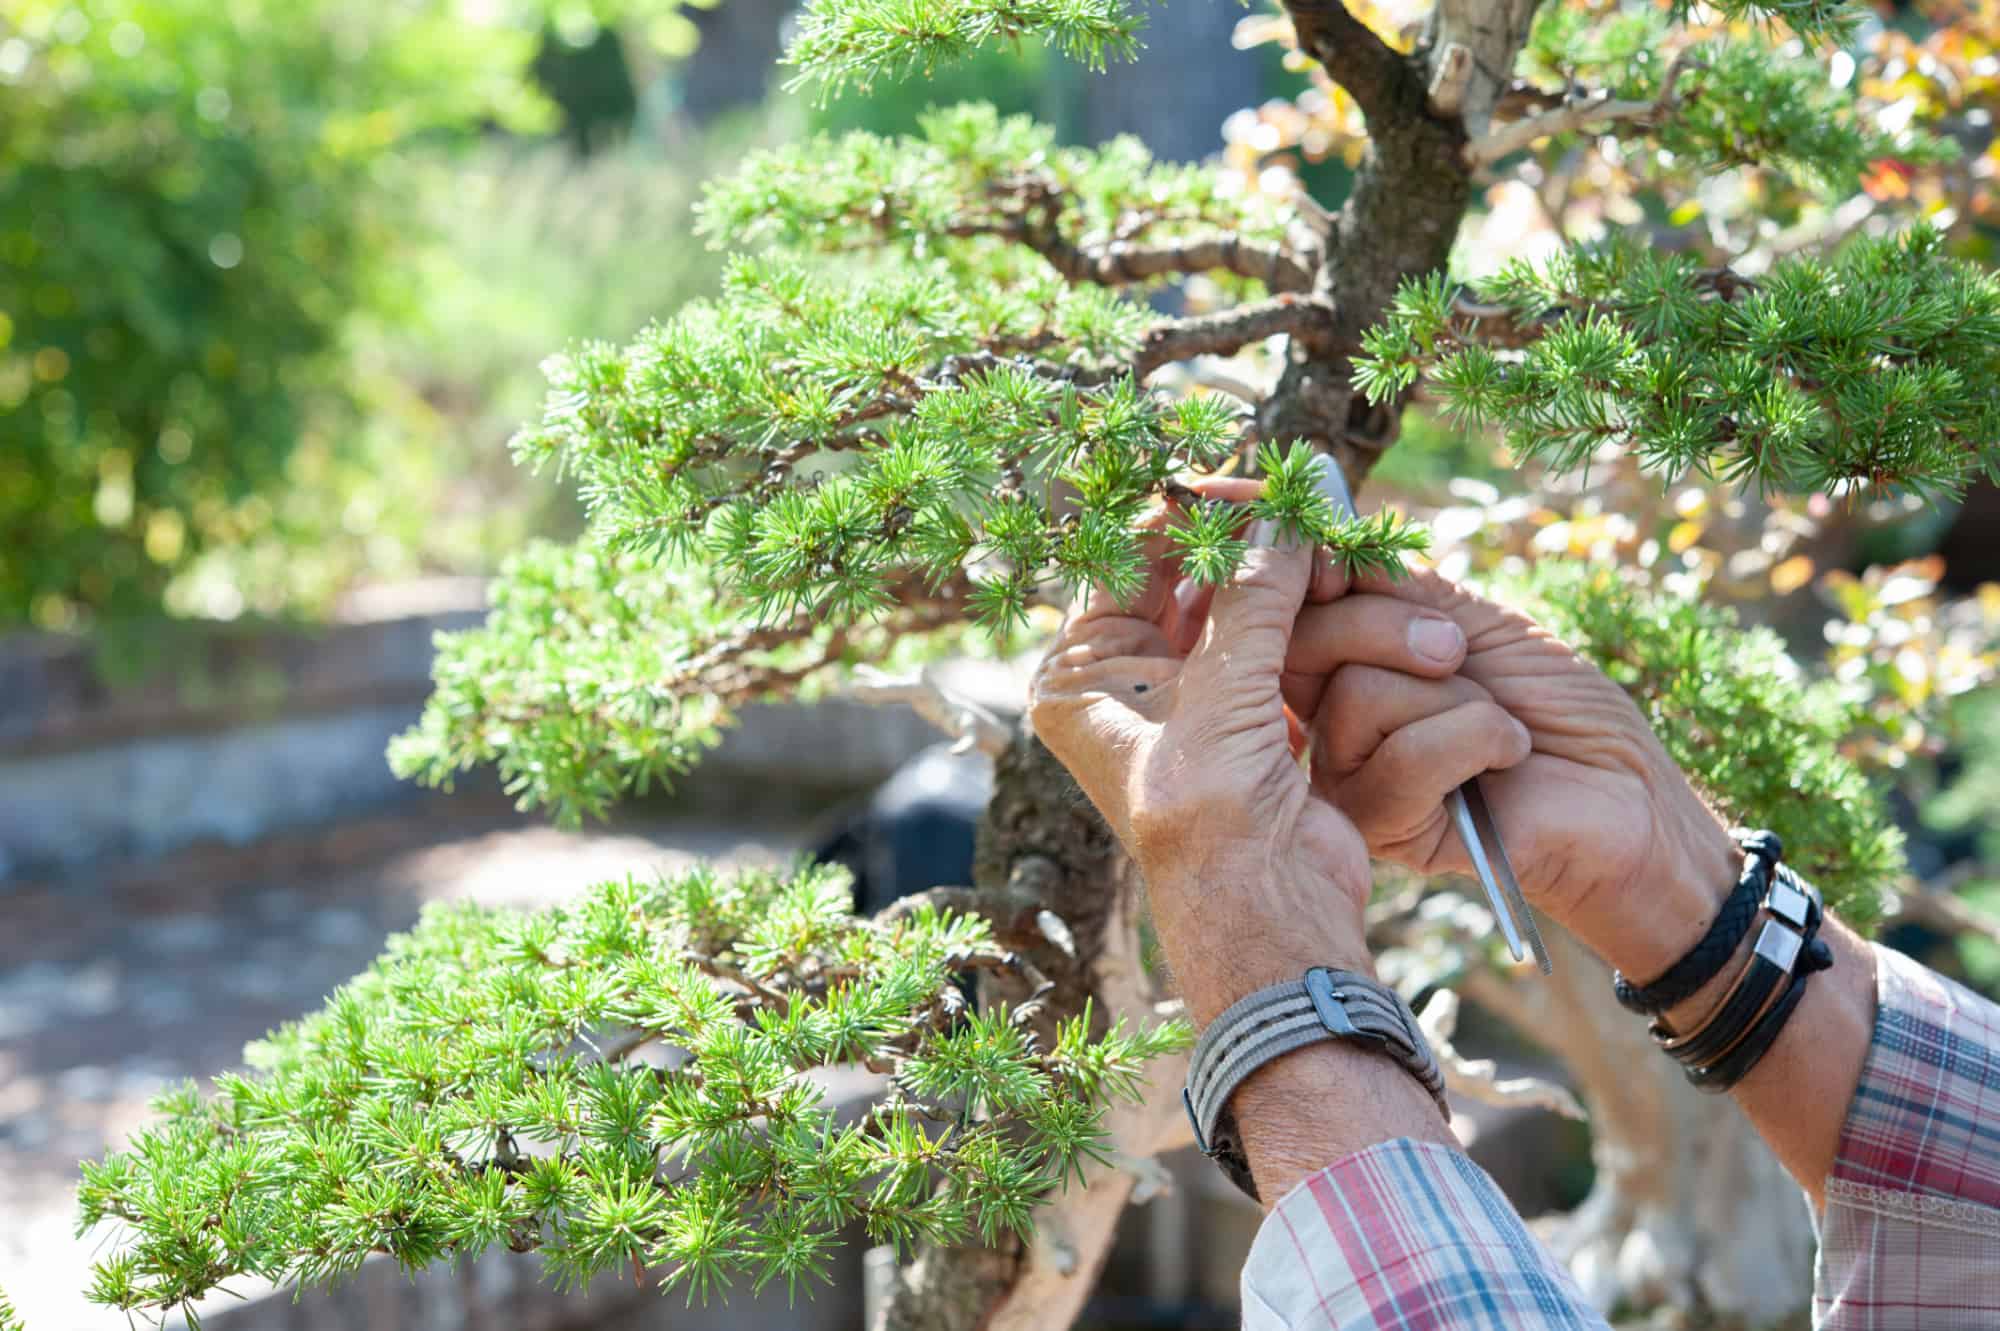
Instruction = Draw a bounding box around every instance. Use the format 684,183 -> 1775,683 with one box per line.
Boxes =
1281,0 -> 1422,128
983,839 -> 1191,1331
1134,295 -> 1341,379
873,731 -> 1157,1331
999,226 -> 1316,294
1418,990 -> 1587,1122
1888,863 -> 2000,947
927,350 -> 1121,389
848,665 -> 1013,758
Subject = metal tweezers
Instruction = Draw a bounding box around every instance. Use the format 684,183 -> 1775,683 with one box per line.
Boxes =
1303,455 -> 1552,974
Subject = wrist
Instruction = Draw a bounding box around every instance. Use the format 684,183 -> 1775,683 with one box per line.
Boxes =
1143,858 -> 1372,1028
1230,1037 -> 1458,1208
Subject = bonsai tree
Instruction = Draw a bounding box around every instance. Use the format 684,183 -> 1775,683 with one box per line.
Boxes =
73,0 -> 2000,1326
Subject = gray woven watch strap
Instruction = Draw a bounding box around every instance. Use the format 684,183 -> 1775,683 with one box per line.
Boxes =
1183,968 -> 1449,1180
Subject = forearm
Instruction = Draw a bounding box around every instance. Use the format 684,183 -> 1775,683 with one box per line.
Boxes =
1568,791 -> 1876,1207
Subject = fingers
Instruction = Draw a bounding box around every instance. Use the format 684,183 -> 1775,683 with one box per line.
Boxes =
1177,522 -> 1314,715
1028,632 -> 1181,846
1034,638 -> 1181,713
1279,594 -> 1468,718
1329,699 -> 1533,852
1307,547 -> 1350,605
1345,562 -> 1530,659
1310,667 -> 1493,778
1167,577 -> 1214,655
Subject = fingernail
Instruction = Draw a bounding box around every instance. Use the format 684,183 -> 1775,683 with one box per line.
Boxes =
1510,716 -> 1533,750
1407,617 -> 1465,664
1173,577 -> 1201,617
1247,516 -> 1281,548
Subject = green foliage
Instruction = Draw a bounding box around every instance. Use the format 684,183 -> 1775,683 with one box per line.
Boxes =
1359,229 -> 2000,502
73,862 -> 1191,1317
1500,562 -> 1902,925
385,104 -> 1417,822
783,0 -> 1145,99
388,538 -> 999,823
0,0 -> 558,626
0,1285 -> 18,1331
388,543 -> 734,824
503,240 -> 1409,604
1519,11 -> 1948,192
1672,0 -> 1862,44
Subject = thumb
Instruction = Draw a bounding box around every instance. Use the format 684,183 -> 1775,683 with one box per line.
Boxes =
1178,520 -> 1313,705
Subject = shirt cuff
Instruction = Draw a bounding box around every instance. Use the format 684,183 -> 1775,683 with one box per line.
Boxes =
1240,1138 -> 1608,1330
1828,943 -> 2000,1220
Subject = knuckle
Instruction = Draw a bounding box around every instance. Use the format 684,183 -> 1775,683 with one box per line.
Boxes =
1372,722 -> 1427,777
1326,662 -> 1392,715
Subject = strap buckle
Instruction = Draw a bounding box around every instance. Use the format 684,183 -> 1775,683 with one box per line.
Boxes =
1305,968 -> 1388,1047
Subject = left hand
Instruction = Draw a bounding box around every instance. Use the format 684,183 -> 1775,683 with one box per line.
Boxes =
1027,489 -> 1502,1022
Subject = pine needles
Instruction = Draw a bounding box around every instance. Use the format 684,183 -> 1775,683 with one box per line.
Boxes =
1358,229 -> 2000,502
73,864 -> 1191,1317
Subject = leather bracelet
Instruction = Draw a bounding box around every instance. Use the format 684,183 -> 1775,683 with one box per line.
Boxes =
1613,828 -> 1780,1015
1184,969 -> 1447,1203
1652,852 -> 1822,1065
1687,924 -> 1833,1093
1654,915 -> 1800,1065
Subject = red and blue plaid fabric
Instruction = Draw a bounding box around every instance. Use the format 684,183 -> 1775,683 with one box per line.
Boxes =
1816,946 -> 2000,1329
1242,944 -> 2000,1330
1242,1139 -> 1611,1330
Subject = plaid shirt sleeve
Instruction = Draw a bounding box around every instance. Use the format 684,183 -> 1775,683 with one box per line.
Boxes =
1241,944 -> 2000,1330
1239,1138 -> 1610,1330
1816,943 -> 2000,1330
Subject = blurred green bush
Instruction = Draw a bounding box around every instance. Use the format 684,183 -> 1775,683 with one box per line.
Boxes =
0,0 -> 560,626
0,0 -> 736,628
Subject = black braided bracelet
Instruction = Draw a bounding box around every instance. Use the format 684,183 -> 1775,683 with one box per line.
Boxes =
1613,829 -> 1781,1015
1655,920 -> 1796,1066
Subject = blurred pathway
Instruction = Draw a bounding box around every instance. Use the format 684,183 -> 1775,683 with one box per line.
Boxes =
0,804 -> 808,1330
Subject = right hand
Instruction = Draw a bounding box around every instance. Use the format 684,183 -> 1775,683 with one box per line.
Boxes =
1287,565 -> 1739,968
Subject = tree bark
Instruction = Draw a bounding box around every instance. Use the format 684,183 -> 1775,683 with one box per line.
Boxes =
1261,0 -> 1540,490
1463,930 -> 1817,1323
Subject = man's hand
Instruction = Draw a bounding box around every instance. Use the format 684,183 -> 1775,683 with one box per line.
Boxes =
1026,496 -> 1488,1023
1030,499 -> 1480,1198
1292,566 -> 1740,980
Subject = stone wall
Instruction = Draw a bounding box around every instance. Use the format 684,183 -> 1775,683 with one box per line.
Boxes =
0,583 -> 994,880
